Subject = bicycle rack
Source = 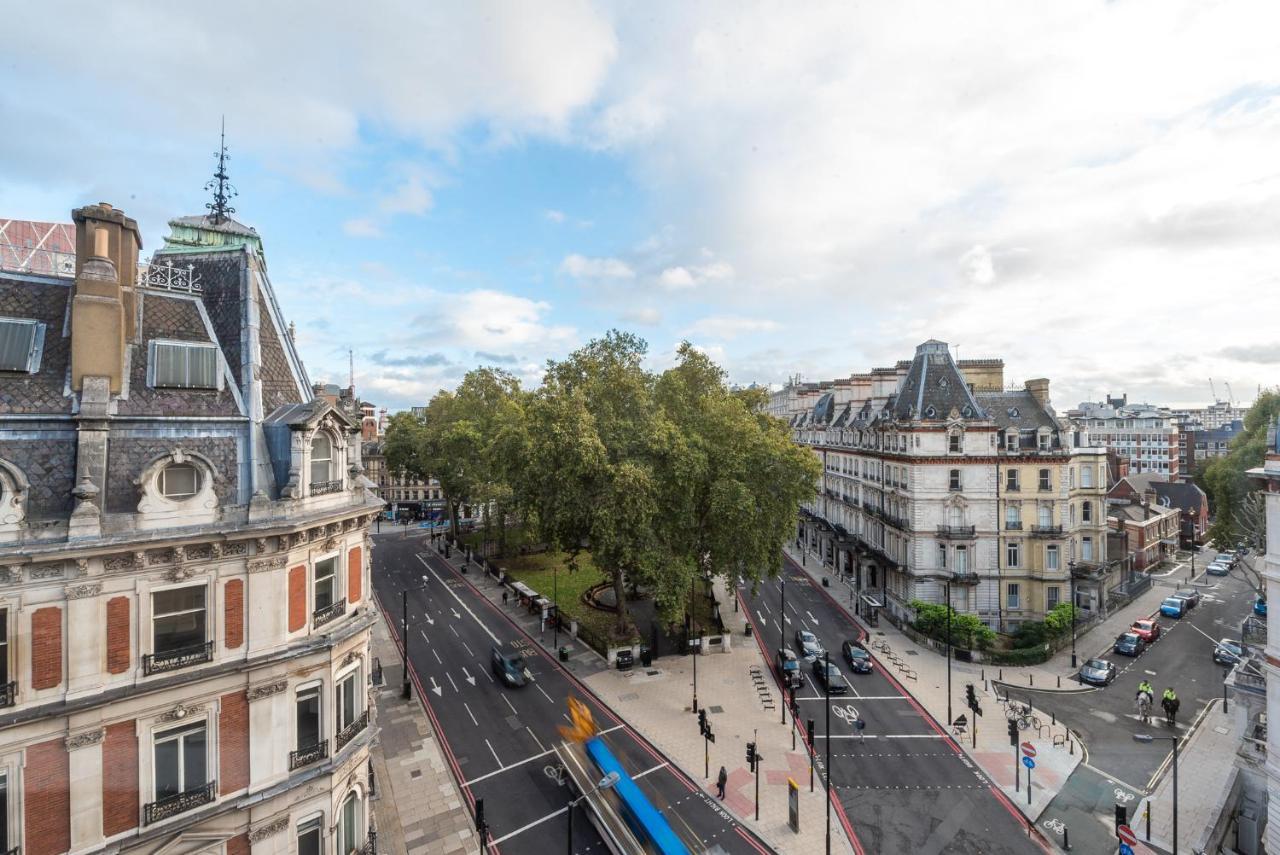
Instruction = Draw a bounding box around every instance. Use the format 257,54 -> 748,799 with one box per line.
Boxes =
748,665 -> 775,710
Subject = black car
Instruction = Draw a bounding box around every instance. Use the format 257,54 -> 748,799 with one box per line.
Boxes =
491,647 -> 530,687
841,640 -> 873,674
1213,639 -> 1245,666
1077,657 -> 1117,686
1172,588 -> 1200,609
794,629 -> 823,661
812,659 -> 848,694
775,647 -> 804,688
1113,632 -> 1146,657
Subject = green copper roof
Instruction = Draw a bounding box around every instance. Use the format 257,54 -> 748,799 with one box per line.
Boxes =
157,214 -> 263,255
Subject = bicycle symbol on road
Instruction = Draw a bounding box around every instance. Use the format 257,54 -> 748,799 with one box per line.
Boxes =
832,704 -> 861,726
1042,818 -> 1065,835
1114,788 -> 1136,803
544,764 -> 567,787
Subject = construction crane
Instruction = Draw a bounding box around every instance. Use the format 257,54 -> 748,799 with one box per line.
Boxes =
1225,382 -> 1236,407
1209,377 -> 1218,402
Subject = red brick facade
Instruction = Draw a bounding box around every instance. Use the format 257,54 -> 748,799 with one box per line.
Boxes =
24,738 -> 69,855
31,606 -> 62,690
102,720 -> 139,836
219,690 -> 250,795
347,546 -> 363,605
106,596 -> 131,674
226,832 -> 251,855
288,565 -> 306,632
225,578 -> 244,649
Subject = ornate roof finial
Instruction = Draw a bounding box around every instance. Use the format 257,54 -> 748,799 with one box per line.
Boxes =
205,116 -> 237,225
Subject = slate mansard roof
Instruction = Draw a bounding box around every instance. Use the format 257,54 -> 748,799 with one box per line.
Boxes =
889,340 -> 986,422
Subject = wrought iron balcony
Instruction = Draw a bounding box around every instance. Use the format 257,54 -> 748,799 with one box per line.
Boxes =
143,641 -> 214,676
335,709 -> 370,753
1005,521 -> 1023,530
935,525 -> 976,539
289,739 -> 330,771
358,831 -> 378,855
1030,525 -> 1063,537
310,479 -> 344,496
144,780 -> 215,825
313,598 -> 348,629
0,680 -> 16,708
950,570 -> 981,586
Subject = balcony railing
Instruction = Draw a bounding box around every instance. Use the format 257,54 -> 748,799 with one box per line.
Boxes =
936,525 -> 975,539
143,641 -> 214,677
0,681 -> 15,708
950,570 -> 981,585
313,598 -> 348,629
289,739 -> 330,771
335,709 -> 370,753
144,780 -> 215,825
1005,521 -> 1023,530
1030,525 -> 1063,537
359,831 -> 378,855
310,479 -> 344,496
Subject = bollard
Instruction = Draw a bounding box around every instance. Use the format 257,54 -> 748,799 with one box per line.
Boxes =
1029,673 -> 1033,687
981,668 -> 986,682
1069,733 -> 1074,755
1057,675 -> 1061,688
1051,711 -> 1056,726
999,669 -> 1003,681
1063,825 -> 1070,850
1144,804 -> 1151,840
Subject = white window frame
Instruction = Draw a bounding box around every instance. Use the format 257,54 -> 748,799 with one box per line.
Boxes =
312,552 -> 341,615
1006,583 -> 1020,610
151,718 -> 212,804
335,663 -> 363,733
0,317 -> 45,374
296,681 -> 324,752
1082,536 -> 1094,561
146,339 -> 222,390
0,761 -> 19,854
1046,545 -> 1060,571
948,469 -> 961,491
1046,585 -> 1060,610
296,812 -> 325,855
337,789 -> 363,855
158,462 -> 200,499
1081,466 -> 1095,488
1006,504 -> 1020,529
150,581 -> 210,659
1006,540 -> 1020,568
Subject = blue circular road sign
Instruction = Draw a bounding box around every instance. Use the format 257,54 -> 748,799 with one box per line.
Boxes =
1022,756 -> 1036,769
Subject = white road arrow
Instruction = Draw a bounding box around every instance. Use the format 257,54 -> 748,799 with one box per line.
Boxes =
462,666 -> 477,686
806,611 -> 820,626
429,676 -> 442,697
784,615 -> 792,625
451,607 -> 462,620
424,613 -> 435,626
756,613 -> 768,628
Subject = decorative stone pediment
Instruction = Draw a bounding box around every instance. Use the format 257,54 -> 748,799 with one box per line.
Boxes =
248,816 -> 289,842
157,702 -> 204,724
65,729 -> 104,751
66,582 -> 102,600
247,679 -> 288,701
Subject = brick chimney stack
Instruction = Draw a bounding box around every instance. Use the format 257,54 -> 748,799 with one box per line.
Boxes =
1025,378 -> 1050,407
69,202 -> 142,395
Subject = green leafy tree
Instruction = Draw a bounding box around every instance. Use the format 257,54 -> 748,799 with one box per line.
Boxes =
1202,391 -> 1280,548
909,600 -> 996,650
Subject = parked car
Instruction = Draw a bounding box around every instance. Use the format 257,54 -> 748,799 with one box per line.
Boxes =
841,640 -> 873,674
1255,597 -> 1267,617
1215,552 -> 1238,568
812,659 -> 849,694
775,647 -> 804,689
1078,658 -> 1118,686
1130,619 -> 1160,642
1160,597 -> 1187,618
1206,561 -> 1230,577
795,629 -> 824,661
491,647 -> 530,687
1213,639 -> 1245,666
1172,588 -> 1200,609
1113,632 -> 1146,657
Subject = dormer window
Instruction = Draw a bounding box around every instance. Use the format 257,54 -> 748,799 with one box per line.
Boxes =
0,317 -> 45,373
149,341 -> 219,390
159,463 -> 200,499
310,435 -> 332,484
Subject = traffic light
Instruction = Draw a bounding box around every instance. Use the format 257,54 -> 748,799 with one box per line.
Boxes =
1114,804 -> 1127,835
1007,718 -> 1018,746
746,741 -> 756,772
807,718 -> 815,739
475,798 -> 485,832
698,708 -> 708,736
965,683 -> 977,710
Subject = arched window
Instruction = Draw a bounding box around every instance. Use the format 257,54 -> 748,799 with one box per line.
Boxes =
158,463 -> 200,499
338,791 -> 361,854
1082,500 -> 1093,523
310,434 -> 333,485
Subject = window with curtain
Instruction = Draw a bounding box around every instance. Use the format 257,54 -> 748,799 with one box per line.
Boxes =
310,435 -> 333,484
1006,505 -> 1021,529
154,722 -> 208,800
1038,505 -> 1052,527
338,792 -> 360,854
1047,545 -> 1060,570
152,586 -> 207,655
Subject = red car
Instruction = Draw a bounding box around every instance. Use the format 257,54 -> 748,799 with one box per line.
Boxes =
1131,619 -> 1160,642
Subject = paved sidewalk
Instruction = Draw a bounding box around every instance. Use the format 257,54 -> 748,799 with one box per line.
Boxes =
583,577 -> 856,855
783,544 -> 1080,822
368,599 -> 480,855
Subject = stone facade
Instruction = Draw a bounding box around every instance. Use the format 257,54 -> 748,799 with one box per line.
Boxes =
0,204 -> 382,854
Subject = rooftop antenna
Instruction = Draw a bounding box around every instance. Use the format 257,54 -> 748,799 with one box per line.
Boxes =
205,116 -> 237,224
349,348 -> 355,393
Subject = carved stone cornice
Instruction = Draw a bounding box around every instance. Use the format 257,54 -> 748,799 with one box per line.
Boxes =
164,565 -> 196,583
247,679 -> 288,701
248,816 -> 290,843
0,566 -> 20,584
65,728 -> 105,751
223,541 -> 248,556
30,565 -> 64,581
255,537 -> 269,555
156,703 -> 204,724
248,556 -> 288,574
65,582 -> 102,600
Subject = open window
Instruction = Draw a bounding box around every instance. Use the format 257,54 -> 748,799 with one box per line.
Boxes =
0,318 -> 45,373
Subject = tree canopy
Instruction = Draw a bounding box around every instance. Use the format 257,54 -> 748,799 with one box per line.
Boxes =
1201,390 -> 1279,548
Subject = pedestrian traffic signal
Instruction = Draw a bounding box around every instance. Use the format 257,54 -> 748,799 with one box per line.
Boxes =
698,708 -> 708,735
807,718 -> 815,739
1007,718 -> 1018,745
965,683 -> 977,710
746,741 -> 756,770
1114,804 -> 1127,835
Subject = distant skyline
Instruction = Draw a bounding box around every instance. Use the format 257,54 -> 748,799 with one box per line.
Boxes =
3,2 -> 1278,411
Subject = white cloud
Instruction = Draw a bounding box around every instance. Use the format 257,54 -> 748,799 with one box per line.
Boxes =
657,260 -> 734,290
683,315 -> 780,341
342,218 -> 383,238
621,306 -> 662,326
544,209 -> 566,223
422,289 -> 577,352
960,245 -> 995,287
559,253 -> 635,279
378,172 -> 434,216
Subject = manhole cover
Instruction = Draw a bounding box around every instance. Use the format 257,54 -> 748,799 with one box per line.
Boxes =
709,705 -> 725,714
905,650 -> 918,655
410,770 -> 422,779
647,670 -> 660,676
619,692 -> 639,702
875,631 -> 886,636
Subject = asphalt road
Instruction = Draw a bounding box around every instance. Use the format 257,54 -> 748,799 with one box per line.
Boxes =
739,556 -> 1048,855
1003,560 -> 1257,791
372,536 -> 773,855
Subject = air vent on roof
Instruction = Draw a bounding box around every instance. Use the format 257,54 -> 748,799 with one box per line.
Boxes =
1008,407 -> 1019,418
0,317 -> 46,373
939,377 -> 948,387
149,340 -> 219,390
962,405 -> 974,418
924,406 -> 937,418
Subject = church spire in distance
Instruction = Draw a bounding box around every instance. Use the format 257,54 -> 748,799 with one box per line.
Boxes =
205,116 -> 237,224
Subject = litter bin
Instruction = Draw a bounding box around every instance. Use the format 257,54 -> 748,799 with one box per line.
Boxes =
823,577 -> 830,587
559,647 -> 569,662
745,622 -> 753,638
639,645 -> 652,667
615,649 -> 635,671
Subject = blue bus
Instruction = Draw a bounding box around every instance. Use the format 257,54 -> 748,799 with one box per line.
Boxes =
583,737 -> 691,855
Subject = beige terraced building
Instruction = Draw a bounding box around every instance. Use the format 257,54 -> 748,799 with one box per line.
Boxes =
0,201 -> 382,854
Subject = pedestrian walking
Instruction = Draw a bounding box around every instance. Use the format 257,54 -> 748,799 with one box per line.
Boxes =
1161,687 -> 1179,727
502,590 -> 509,605
716,765 -> 727,799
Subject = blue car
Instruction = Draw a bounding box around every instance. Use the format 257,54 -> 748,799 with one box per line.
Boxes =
1160,597 -> 1187,618
1255,598 -> 1267,617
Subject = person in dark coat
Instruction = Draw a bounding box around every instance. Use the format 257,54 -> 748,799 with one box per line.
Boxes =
716,766 -> 728,799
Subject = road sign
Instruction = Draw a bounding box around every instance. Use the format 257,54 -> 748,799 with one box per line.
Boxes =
1117,825 -> 1137,846
1119,845 -> 1134,855
1022,756 -> 1035,770
953,713 -> 968,729
1021,742 -> 1037,758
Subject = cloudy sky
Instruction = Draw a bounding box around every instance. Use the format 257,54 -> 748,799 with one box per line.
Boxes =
4,1 -> 1279,411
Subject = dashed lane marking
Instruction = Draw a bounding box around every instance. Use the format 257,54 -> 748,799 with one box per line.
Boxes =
463,702 -> 478,726
446,672 -> 459,692
501,694 -> 518,716
462,747 -> 557,786
486,738 -> 502,766
489,806 -> 567,845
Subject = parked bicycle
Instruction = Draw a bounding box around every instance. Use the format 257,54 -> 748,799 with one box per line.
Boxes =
1004,701 -> 1040,731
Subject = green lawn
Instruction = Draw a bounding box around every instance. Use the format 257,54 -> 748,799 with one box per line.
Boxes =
493,549 -> 639,645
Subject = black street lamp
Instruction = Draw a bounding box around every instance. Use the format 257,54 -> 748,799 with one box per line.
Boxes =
824,651 -> 832,855
690,574 -> 699,714
1068,562 -> 1078,669
945,579 -> 953,729
401,580 -> 432,699
1133,733 -> 1179,853
780,573 -> 787,725
567,770 -> 620,853
553,563 -> 559,651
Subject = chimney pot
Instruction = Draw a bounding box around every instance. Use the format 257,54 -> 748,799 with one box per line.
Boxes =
93,227 -> 109,259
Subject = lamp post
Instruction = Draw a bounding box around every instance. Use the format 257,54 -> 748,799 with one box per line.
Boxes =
1133,733 -> 1178,852
945,579 -> 953,729
1068,562 -> 1078,669
824,651 -> 832,855
401,580 -> 432,699
780,574 -> 787,725
567,770 -> 620,854
690,574 -> 698,714
553,564 -> 559,651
